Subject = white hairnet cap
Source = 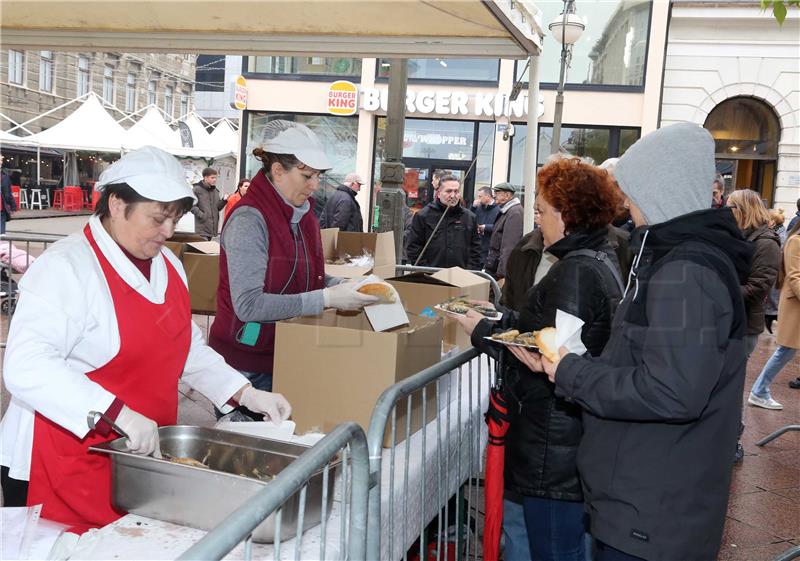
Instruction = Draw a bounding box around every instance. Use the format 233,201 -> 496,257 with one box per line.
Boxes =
252,119 -> 332,171
95,145 -> 197,203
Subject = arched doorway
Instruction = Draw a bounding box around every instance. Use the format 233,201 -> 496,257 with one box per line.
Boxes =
704,96 -> 781,204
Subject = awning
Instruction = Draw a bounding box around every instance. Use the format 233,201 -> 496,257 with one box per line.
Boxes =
0,0 -> 543,58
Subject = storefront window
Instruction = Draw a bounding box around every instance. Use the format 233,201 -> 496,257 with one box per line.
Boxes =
475,122 -> 495,191
245,113 -> 359,185
375,118 -> 476,162
378,59 -> 500,83
508,125 -> 640,186
517,0 -> 651,87
248,57 -> 362,78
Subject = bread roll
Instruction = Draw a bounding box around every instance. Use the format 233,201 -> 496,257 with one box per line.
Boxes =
357,282 -> 395,303
534,327 -> 560,363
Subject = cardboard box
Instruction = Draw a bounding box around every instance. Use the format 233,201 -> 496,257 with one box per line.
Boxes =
272,310 -> 443,446
387,267 -> 490,351
165,237 -> 220,315
321,228 -> 396,279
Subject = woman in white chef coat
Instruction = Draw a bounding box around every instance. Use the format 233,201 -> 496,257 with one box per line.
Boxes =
0,146 -> 291,533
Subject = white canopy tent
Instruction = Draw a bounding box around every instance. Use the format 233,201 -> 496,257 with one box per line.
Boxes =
123,105 -> 180,150
208,120 -> 239,154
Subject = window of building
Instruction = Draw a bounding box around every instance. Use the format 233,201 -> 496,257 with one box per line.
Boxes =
378,59 -> 500,83
164,86 -> 174,117
180,92 -> 189,117
8,50 -> 25,85
245,113 -> 358,184
77,55 -> 90,95
516,0 -> 651,88
247,56 -> 362,78
39,51 -> 54,93
103,66 -> 114,103
125,73 -> 137,112
147,79 -> 157,106
196,54 -> 225,92
508,124 -> 640,186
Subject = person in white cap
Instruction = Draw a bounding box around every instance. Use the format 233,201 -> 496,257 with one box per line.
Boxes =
209,121 -> 376,420
320,172 -> 364,232
0,145 -> 291,533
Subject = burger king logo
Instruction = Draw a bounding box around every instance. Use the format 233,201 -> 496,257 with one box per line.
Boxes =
327,81 -> 359,116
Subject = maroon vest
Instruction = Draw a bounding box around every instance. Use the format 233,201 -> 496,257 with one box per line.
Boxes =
209,169 -> 325,373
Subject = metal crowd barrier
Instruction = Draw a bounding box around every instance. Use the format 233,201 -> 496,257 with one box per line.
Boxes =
395,264 -> 502,307
366,347 -> 493,561
774,545 -> 800,561
177,422 -> 370,561
1,233 -> 65,347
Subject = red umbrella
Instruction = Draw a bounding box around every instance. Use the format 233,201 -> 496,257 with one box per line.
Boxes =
483,358 -> 510,561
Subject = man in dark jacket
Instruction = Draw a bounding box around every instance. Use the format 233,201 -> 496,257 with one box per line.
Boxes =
473,186 -> 499,266
320,173 -> 364,232
406,174 -> 481,269
191,167 -> 227,240
485,183 -> 523,278
516,124 -> 753,561
787,197 -> 800,231
1,157 -> 17,235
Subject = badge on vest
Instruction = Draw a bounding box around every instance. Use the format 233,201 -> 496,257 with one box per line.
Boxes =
630,529 -> 649,542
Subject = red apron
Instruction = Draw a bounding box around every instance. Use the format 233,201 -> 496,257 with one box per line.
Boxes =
27,225 -> 191,533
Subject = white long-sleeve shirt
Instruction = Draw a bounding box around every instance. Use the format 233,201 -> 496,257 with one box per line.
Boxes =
0,215 -> 248,480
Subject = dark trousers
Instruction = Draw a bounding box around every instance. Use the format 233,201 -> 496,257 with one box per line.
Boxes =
1,465 -> 29,507
595,541 -> 647,561
522,496 -> 586,561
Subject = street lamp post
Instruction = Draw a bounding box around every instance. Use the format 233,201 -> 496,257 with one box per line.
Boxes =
549,0 -> 585,154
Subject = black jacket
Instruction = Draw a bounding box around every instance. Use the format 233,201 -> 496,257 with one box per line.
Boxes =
741,224 -> 781,335
501,225 -> 632,312
320,185 -> 363,232
191,180 -> 226,239
485,199 -> 523,278
474,228 -> 623,501
555,208 -> 752,561
475,202 -> 500,266
406,200 -> 481,269
1,170 -> 16,222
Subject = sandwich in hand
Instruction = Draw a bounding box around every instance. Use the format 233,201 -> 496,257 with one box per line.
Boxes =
356,282 -> 396,304
533,327 -> 560,363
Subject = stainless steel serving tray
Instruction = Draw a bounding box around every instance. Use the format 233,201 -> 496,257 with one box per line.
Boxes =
90,425 -> 338,543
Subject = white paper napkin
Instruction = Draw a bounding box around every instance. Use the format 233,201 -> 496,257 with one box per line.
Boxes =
555,309 -> 587,356
354,275 -> 409,332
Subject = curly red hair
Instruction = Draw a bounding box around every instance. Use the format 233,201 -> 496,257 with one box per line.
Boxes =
536,157 -> 621,231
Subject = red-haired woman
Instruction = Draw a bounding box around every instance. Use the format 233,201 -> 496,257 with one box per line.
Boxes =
457,157 -> 624,561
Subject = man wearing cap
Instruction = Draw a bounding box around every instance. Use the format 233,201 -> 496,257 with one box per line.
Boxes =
485,183 -> 523,279
508,124 -> 752,561
320,172 -> 364,232
191,167 -> 227,240
0,146 -> 291,533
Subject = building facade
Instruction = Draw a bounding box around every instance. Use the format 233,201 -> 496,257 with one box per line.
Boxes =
193,54 -> 243,122
1,51 -> 196,133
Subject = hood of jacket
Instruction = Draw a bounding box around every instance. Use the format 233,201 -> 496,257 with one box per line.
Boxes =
631,207 -> 752,284
745,223 -> 780,245
336,184 -> 358,199
546,227 -> 609,260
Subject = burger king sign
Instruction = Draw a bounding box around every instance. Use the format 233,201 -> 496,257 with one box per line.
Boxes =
327,80 -> 359,116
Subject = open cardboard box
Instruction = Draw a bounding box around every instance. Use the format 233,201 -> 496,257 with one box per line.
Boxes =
272,309 -> 443,446
387,267 -> 490,351
165,237 -> 220,314
321,228 -> 396,279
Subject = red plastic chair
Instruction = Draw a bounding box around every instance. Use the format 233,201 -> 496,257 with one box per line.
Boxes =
63,186 -> 83,212
91,190 -> 101,210
11,185 -> 21,209
52,189 -> 64,209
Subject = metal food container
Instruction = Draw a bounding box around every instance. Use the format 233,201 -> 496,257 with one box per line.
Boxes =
90,425 -> 337,543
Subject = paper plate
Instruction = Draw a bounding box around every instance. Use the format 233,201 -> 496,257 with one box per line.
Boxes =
483,336 -> 539,351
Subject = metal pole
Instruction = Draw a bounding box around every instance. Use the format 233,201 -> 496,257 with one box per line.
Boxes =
522,55 -> 540,233
36,146 -> 41,184
550,0 -> 573,155
376,59 -> 408,264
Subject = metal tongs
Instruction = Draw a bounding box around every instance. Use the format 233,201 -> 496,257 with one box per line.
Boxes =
88,410 -> 163,459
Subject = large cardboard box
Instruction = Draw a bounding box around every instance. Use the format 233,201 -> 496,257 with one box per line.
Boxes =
387,267 -> 490,351
165,237 -> 220,315
272,310 -> 443,445
321,228 -> 396,279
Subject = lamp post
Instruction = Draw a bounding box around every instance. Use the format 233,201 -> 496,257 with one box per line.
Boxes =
548,0 -> 585,154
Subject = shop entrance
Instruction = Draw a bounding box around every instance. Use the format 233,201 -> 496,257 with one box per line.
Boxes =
402,158 -> 475,212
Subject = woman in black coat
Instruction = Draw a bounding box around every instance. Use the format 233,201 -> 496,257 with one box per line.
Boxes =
457,157 -> 624,561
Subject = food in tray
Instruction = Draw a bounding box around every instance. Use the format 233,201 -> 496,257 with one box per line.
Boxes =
489,329 -> 540,348
534,327 -> 560,362
492,329 -> 520,342
356,282 -> 396,303
437,298 -> 501,318
168,456 -> 209,469
327,256 -> 350,265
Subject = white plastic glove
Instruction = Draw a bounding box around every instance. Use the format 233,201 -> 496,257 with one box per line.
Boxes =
116,406 -> 161,457
238,387 -> 292,423
323,283 -> 378,311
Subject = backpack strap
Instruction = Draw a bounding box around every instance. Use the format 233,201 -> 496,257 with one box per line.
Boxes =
563,249 -> 625,294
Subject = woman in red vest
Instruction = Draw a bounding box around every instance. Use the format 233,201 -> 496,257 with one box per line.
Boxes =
209,120 -> 376,420
0,146 -> 291,532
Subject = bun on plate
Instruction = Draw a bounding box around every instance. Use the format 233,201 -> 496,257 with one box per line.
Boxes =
357,282 -> 395,303
534,327 -> 559,363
